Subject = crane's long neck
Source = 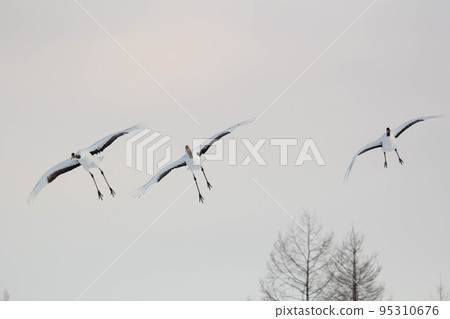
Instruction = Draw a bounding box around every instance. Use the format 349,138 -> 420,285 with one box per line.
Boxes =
186,148 -> 193,159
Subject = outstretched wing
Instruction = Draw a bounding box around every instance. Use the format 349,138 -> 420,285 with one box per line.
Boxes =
344,138 -> 383,183
28,158 -> 81,203
132,156 -> 187,198
393,116 -> 440,139
88,123 -> 142,155
197,118 -> 254,156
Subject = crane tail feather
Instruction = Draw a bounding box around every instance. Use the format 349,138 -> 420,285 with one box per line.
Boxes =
131,185 -> 148,199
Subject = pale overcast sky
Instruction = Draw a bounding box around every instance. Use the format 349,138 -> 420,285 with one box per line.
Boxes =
0,0 -> 449,300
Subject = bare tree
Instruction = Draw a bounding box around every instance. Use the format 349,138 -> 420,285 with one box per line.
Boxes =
1,290 -> 9,301
325,227 -> 384,301
431,278 -> 449,301
260,213 -> 334,301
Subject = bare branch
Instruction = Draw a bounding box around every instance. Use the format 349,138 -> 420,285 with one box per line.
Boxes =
260,212 -> 334,301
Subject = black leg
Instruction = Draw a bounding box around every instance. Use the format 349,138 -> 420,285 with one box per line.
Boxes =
201,166 -> 212,190
99,169 -> 116,197
395,149 -> 404,165
384,152 -> 388,168
90,172 -> 104,200
192,173 -> 204,203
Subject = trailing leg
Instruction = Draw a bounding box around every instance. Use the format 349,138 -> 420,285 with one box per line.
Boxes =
192,173 -> 204,203
99,169 -> 116,197
90,172 -> 104,200
395,149 -> 404,165
201,166 -> 212,190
